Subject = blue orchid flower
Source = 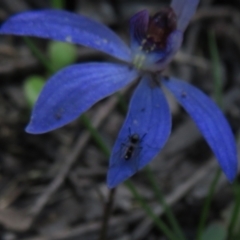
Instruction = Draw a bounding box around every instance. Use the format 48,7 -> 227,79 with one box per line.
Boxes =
0,0 -> 237,188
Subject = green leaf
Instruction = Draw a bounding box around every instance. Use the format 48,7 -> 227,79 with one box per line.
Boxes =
48,41 -> 78,72
23,75 -> 45,108
201,223 -> 227,240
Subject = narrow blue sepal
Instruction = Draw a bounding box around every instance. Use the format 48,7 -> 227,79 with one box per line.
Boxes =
0,10 -> 131,62
26,63 -> 138,134
163,77 -> 238,182
171,0 -> 200,31
107,75 -> 171,188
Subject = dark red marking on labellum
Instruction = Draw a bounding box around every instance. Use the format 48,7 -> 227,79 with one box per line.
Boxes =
142,7 -> 177,52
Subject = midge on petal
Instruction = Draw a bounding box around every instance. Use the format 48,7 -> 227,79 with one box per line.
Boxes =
110,132 -> 144,171
109,132 -> 144,184
123,133 -> 142,161
0,0 -> 238,188
118,128 -> 147,162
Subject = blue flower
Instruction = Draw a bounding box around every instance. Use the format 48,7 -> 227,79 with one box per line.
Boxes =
0,0 -> 237,188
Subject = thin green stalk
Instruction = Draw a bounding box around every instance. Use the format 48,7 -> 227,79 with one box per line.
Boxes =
51,0 -> 65,9
126,180 -> 179,240
196,31 -> 223,240
228,182 -> 240,238
145,167 -> 187,240
23,37 -> 54,73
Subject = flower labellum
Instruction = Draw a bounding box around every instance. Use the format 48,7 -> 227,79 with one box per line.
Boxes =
143,8 -> 177,51
131,8 -> 182,72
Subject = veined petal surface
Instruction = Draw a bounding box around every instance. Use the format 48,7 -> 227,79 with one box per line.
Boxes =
107,75 -> 171,188
26,63 -> 138,134
171,0 -> 200,31
163,77 -> 238,182
0,10 -> 131,62
129,10 -> 149,49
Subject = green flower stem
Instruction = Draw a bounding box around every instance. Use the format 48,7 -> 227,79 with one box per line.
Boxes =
145,166 -> 187,240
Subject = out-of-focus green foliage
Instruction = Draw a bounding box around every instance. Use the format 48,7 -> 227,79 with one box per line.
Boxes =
48,41 -> 78,72
23,75 -> 45,108
201,223 -> 227,240
51,0 -> 64,9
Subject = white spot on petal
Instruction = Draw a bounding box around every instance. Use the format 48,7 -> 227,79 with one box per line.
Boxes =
133,119 -> 139,125
66,36 -> 72,43
103,38 -> 108,44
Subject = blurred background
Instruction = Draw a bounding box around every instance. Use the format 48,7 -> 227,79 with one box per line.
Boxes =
0,0 -> 240,239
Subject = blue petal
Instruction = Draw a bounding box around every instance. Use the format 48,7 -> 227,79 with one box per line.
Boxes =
26,63 -> 138,134
107,75 -> 171,188
0,10 -> 131,62
163,77 -> 238,182
171,0 -> 200,31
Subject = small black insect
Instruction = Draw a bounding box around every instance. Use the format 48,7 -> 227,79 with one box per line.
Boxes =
124,133 -> 141,160
121,127 -> 147,162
